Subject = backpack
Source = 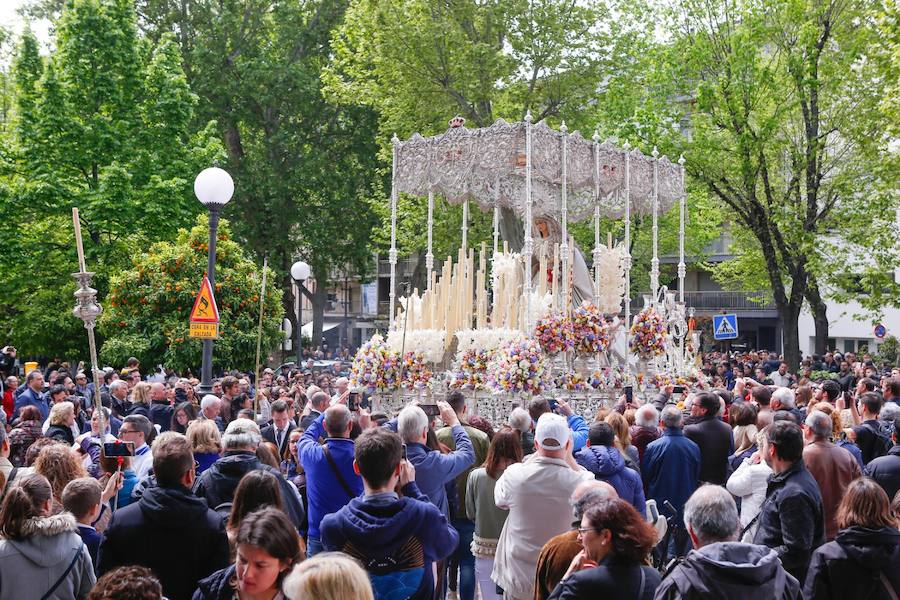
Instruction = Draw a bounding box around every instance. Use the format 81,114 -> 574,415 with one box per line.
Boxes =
863,422 -> 893,461
347,536 -> 426,600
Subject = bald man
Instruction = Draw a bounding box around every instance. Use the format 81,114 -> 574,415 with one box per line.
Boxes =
149,382 -> 174,432
533,481 -> 618,600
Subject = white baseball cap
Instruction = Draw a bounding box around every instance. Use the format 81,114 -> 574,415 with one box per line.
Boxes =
535,412 -> 570,450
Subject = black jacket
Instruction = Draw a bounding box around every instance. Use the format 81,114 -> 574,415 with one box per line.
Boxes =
261,423 -> 297,457
684,415 -> 734,485
654,542 -> 801,600
192,565 -> 236,600
97,485 -> 230,600
865,446 -> 900,501
853,420 -> 889,465
128,403 -> 151,419
46,423 -> 75,445
803,526 -> 900,600
752,460 -> 826,584
548,557 -> 661,600
193,450 -> 306,530
150,400 -> 175,433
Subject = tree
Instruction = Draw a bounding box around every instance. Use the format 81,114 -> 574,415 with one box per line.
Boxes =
667,0 -> 895,368
132,0 -> 383,347
100,215 -> 282,371
325,0 -> 719,296
0,0 -> 222,359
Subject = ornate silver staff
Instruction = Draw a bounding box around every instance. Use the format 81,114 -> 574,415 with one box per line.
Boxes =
71,208 -> 106,436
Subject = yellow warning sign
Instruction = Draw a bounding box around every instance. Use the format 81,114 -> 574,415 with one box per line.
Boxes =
189,277 -> 220,323
189,322 -> 219,339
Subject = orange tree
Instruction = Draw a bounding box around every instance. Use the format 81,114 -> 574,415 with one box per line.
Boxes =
99,214 -> 283,372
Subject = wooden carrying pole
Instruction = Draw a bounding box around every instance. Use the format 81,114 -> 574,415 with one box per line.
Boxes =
253,257 -> 268,414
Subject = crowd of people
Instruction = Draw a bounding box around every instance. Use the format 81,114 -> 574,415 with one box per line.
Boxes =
0,345 -> 898,599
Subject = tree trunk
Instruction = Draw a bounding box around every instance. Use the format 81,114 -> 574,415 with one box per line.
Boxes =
805,280 -> 829,355
779,302 -> 802,372
310,265 -> 329,350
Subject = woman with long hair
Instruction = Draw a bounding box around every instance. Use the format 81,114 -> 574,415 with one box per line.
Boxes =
186,419 -> 222,475
227,471 -> 285,547
0,473 -> 96,599
283,552 -> 374,600
726,428 -> 773,541
128,382 -> 152,418
605,412 -> 640,470
549,498 -> 660,599
280,430 -> 302,481
804,477 -> 900,599
194,507 -> 304,600
34,444 -> 87,514
466,427 -> 523,600
171,401 -> 199,434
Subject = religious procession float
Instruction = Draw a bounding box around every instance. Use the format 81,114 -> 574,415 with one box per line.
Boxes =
350,115 -> 705,422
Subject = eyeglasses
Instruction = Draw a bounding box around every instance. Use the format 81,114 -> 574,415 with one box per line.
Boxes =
118,429 -> 138,436
576,527 -> 603,535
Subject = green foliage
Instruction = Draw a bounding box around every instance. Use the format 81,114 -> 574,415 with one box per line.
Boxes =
0,0 -> 223,360
810,370 -> 838,382
100,215 -> 283,371
135,0 -> 382,343
877,336 -> 899,367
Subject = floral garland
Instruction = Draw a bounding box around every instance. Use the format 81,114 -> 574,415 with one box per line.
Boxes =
555,371 -> 589,391
487,337 -> 550,395
572,301 -> 611,355
400,351 -> 433,390
533,312 -> 575,355
587,367 -> 626,390
350,334 -> 399,392
448,347 -> 494,390
629,306 -> 667,358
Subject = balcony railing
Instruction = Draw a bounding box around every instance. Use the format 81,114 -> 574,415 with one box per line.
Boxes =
630,291 -> 775,311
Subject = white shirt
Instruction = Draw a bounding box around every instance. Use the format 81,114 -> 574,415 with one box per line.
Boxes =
491,456 -> 593,599
132,443 -> 153,479
726,457 -> 773,542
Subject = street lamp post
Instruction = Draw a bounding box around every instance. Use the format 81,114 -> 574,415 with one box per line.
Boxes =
194,167 -> 234,393
291,260 -> 311,366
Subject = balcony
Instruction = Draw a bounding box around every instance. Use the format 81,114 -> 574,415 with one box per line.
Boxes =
630,291 -> 775,312
377,258 -> 418,277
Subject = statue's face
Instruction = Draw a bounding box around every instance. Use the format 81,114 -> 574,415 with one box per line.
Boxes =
536,220 -> 549,238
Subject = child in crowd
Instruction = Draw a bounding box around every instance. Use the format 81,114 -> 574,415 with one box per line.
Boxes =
62,477 -> 105,567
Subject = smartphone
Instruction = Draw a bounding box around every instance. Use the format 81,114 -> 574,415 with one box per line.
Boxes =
401,443 -> 408,460
548,399 -> 559,414
624,386 -> 633,404
348,392 -> 361,412
102,441 -> 135,458
421,403 -> 440,417
672,385 -> 685,395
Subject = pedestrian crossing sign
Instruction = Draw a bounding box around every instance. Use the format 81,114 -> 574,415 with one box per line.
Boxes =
713,314 -> 739,340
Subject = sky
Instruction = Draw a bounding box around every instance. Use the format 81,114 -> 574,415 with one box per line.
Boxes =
1,0 -> 52,49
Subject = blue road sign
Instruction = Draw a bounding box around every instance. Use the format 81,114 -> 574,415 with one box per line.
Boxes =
874,324 -> 886,339
713,314 -> 739,340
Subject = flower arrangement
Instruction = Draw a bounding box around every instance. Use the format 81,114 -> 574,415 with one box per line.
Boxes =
350,334 -> 399,392
448,347 -> 494,390
588,367 -> 626,390
629,306 -> 667,358
400,351 -> 433,390
533,312 -> 575,355
555,371 -> 589,391
487,337 -> 549,395
637,372 -> 672,390
572,301 -> 610,354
